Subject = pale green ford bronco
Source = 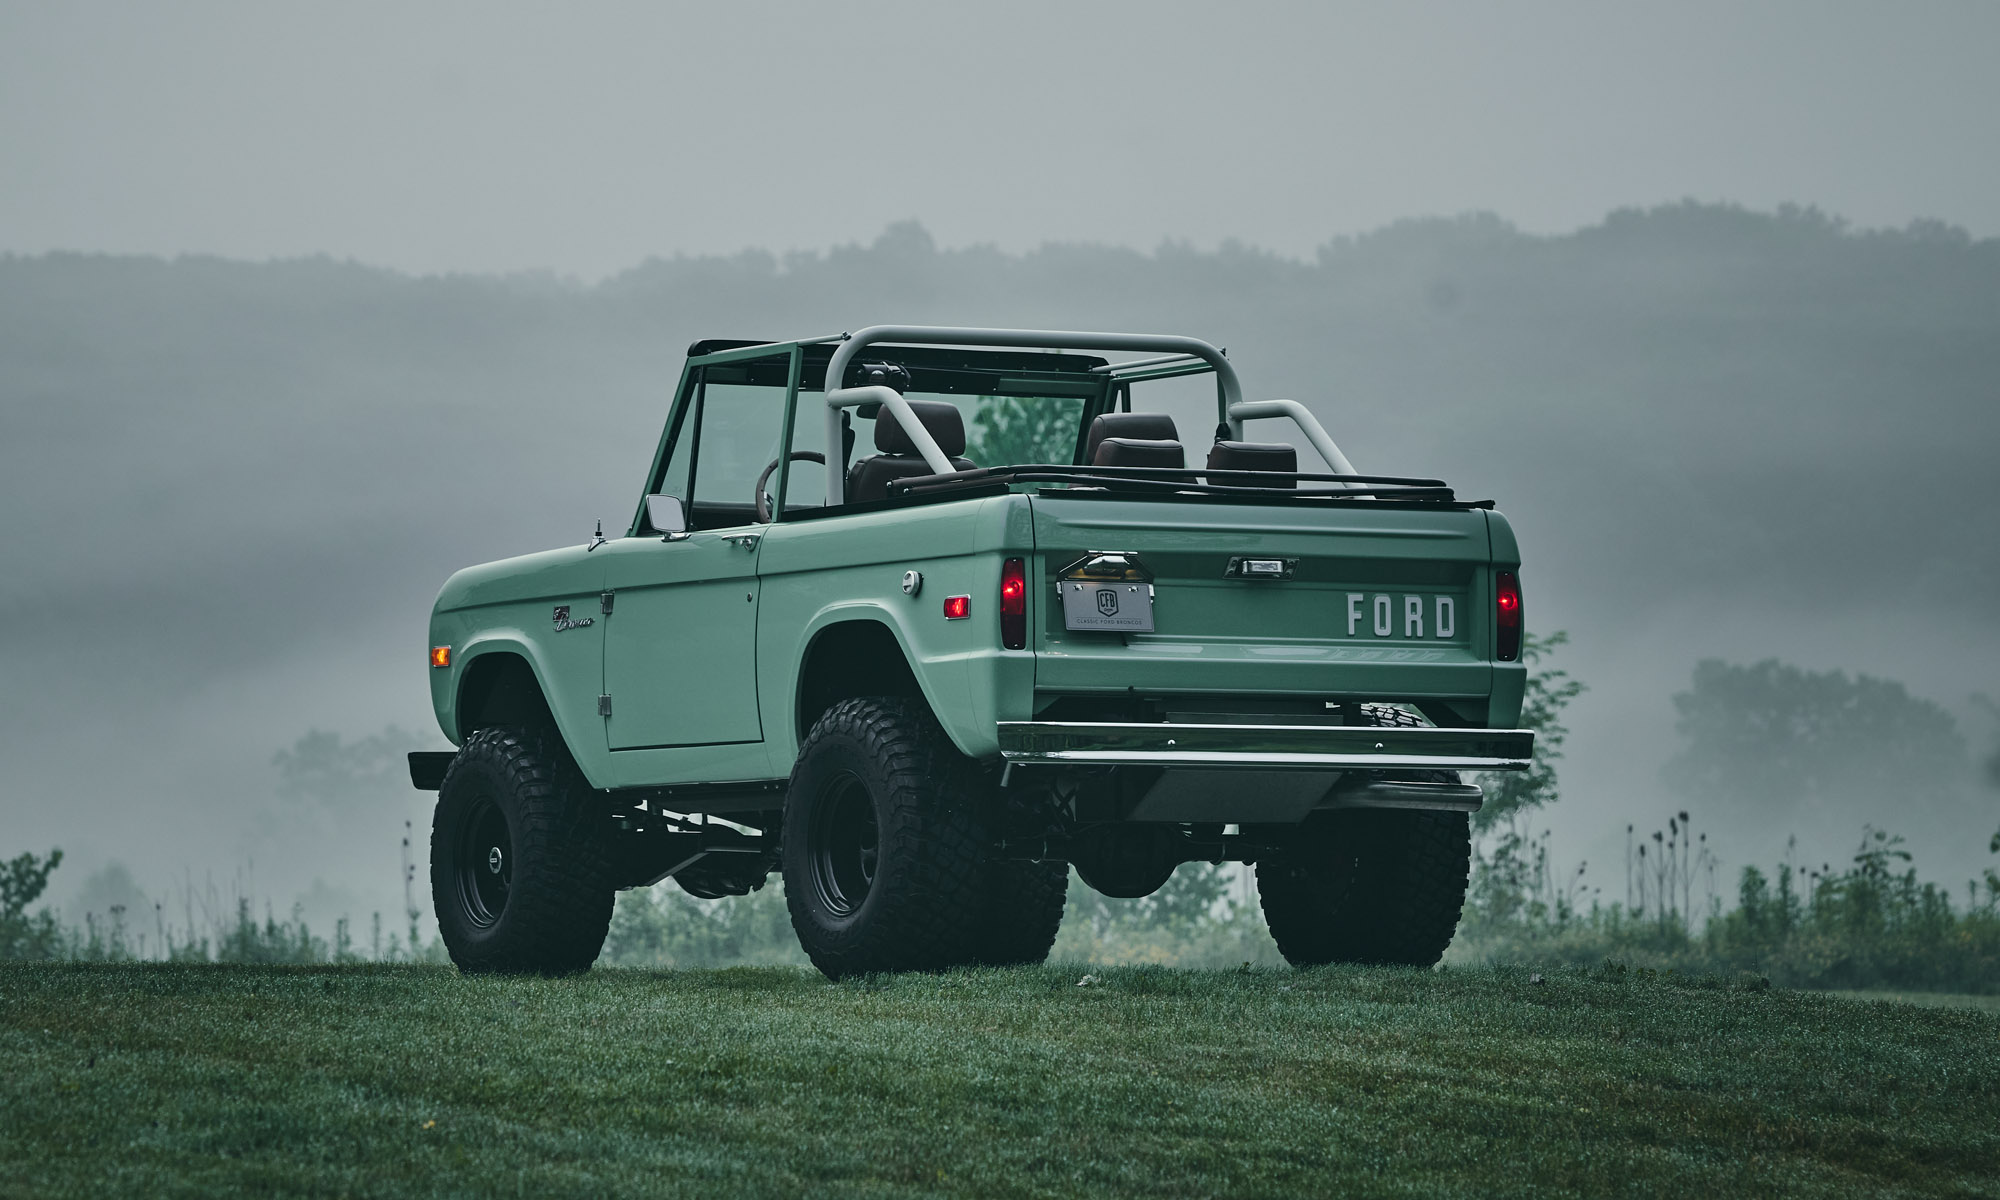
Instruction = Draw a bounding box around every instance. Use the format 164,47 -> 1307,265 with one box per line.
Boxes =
409,326 -> 1534,978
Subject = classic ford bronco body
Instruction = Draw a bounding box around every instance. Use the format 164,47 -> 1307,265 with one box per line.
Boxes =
410,326 -> 1533,977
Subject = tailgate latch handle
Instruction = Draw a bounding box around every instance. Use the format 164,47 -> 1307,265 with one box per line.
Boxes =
1224,556 -> 1298,580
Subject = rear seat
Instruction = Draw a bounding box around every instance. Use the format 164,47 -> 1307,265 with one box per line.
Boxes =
1206,440 -> 1298,488
1084,412 -> 1185,471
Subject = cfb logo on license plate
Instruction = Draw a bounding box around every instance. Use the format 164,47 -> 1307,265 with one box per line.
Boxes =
1348,593 -> 1458,640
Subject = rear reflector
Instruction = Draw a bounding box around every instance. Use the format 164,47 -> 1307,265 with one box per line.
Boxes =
430,646 -> 451,668
1000,557 -> 1027,649
1495,572 -> 1522,662
943,595 -> 971,620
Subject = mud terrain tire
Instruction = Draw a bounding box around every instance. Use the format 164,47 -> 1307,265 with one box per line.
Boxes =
972,859 -> 1069,966
431,724 -> 616,974
1256,807 -> 1470,967
783,697 -> 987,978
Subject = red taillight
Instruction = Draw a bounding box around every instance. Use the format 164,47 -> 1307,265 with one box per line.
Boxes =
943,595 -> 971,620
1000,557 -> 1027,650
1495,571 -> 1522,662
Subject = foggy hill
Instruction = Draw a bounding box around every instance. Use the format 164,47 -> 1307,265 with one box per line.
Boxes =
3,202 -> 1996,923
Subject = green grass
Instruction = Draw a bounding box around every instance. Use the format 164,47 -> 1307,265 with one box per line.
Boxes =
1830,989 -> 2000,1012
2,963 -> 1996,1198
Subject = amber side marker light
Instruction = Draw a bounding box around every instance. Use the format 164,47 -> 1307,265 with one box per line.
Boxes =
430,646 -> 452,668
942,595 -> 972,620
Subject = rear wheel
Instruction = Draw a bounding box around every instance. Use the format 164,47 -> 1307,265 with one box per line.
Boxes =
971,859 -> 1069,966
782,697 -> 987,978
1256,806 -> 1470,967
431,725 -> 616,974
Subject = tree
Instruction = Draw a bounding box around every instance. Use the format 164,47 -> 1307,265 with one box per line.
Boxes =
1663,660 -> 1966,832
1474,631 -> 1585,831
1,848 -> 64,960
1975,694 -> 2000,792
273,726 -> 427,806
964,395 -> 1079,467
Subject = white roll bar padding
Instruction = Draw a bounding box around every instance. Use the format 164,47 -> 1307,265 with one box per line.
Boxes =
823,326 -> 1243,506
1227,399 -> 1360,485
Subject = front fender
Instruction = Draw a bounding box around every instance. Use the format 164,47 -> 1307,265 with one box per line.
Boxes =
428,625 -> 611,790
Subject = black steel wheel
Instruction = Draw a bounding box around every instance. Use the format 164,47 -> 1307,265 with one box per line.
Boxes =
782,697 -> 987,979
807,772 -> 880,918
431,724 -> 615,974
454,795 -> 513,927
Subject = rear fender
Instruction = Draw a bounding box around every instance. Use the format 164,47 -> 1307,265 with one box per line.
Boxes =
783,604 -> 983,764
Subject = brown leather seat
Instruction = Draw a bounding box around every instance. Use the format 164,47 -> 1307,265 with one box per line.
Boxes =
845,399 -> 977,502
1083,412 -> 1181,465
1093,437 -> 1185,470
1205,440 -> 1298,488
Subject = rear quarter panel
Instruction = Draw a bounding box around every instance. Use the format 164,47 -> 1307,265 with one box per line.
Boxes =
754,494 -> 1035,768
1485,509 -> 1527,727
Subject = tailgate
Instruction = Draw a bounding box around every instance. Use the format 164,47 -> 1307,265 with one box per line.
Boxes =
1029,495 -> 1493,701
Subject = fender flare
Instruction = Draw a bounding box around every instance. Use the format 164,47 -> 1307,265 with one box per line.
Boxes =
448,633 -> 605,785
787,601 -> 977,756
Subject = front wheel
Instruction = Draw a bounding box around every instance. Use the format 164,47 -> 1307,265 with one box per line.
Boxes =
431,725 -> 616,974
782,697 -> 988,978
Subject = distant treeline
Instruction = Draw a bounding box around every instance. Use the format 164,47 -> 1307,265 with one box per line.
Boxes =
5,201 -> 1999,938
5,201 -> 1994,705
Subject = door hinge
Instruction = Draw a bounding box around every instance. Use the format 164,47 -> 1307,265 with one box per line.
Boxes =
597,694 -> 613,717
600,591 -> 615,615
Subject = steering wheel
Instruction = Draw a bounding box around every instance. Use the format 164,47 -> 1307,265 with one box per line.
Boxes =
754,451 -> 826,523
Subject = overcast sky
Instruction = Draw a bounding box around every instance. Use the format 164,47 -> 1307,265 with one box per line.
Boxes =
4,0 -> 1997,278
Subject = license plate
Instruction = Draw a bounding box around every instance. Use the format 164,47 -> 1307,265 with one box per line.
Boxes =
1060,580 -> 1155,632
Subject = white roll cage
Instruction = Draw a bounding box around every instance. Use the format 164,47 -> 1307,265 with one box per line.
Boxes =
821,325 -> 1357,506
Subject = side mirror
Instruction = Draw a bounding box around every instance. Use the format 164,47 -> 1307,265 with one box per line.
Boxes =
645,494 -> 689,540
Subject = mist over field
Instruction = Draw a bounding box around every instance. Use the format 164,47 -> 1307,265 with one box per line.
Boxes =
2,203 -> 1995,933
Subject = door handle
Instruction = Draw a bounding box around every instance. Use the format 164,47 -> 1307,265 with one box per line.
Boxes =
723,534 -> 760,551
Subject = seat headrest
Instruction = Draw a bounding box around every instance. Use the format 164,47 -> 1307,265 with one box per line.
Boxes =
1092,437 -> 1186,471
1084,412 -> 1180,466
874,399 -> 967,457
1206,440 -> 1297,488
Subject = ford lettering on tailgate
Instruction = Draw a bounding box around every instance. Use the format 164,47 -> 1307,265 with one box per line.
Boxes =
1346,593 -> 1460,641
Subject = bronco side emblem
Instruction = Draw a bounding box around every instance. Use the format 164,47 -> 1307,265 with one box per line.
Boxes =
552,604 -> 595,632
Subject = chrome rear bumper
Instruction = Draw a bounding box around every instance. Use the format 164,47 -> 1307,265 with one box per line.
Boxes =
996,721 -> 1534,772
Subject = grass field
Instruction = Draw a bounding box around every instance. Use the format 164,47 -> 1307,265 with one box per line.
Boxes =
2,962 -> 1996,1198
